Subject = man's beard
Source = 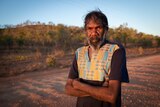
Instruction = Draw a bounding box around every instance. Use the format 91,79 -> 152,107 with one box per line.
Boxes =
88,36 -> 102,46
87,35 -> 103,47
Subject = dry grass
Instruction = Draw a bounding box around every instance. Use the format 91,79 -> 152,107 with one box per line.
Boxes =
46,54 -> 56,67
53,49 -> 65,57
126,47 -> 160,58
0,47 -> 160,77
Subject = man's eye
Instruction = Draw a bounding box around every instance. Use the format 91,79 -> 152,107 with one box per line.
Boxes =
87,28 -> 92,30
87,28 -> 92,31
96,27 -> 102,30
97,28 -> 100,30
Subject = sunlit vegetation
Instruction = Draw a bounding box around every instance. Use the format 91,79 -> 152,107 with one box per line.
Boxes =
0,21 -> 160,76
107,24 -> 160,48
0,21 -> 159,52
46,54 -> 56,67
0,21 -> 84,53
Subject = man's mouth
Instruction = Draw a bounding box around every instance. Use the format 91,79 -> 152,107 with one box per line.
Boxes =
89,36 -> 101,43
88,37 -> 101,47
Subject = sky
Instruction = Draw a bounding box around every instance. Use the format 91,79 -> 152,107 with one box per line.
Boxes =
0,0 -> 160,36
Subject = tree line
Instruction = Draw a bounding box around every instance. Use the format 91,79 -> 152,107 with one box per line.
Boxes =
0,21 -> 160,52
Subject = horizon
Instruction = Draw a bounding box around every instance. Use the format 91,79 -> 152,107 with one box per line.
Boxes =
0,0 -> 160,36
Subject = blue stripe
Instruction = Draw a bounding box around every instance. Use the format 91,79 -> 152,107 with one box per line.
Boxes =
109,45 -> 115,52
103,51 -> 108,60
85,51 -> 90,61
76,48 -> 82,60
99,72 -> 104,81
83,69 -> 87,79
75,51 -> 78,60
86,61 -> 91,70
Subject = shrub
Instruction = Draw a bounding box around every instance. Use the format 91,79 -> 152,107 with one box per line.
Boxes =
15,55 -> 28,61
16,35 -> 25,48
54,49 -> 65,57
34,49 -> 42,61
138,47 -> 144,55
46,54 -> 56,67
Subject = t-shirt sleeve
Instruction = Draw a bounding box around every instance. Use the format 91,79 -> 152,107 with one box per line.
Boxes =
109,47 -> 129,83
109,48 -> 122,81
68,55 -> 79,79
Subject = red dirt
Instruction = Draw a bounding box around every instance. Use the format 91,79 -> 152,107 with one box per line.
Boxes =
0,54 -> 160,107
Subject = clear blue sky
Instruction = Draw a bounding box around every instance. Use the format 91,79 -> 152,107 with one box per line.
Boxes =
0,0 -> 160,36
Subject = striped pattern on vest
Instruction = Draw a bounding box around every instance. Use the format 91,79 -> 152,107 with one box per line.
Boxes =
76,44 -> 119,81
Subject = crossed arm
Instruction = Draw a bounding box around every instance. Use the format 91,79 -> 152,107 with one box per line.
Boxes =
65,48 -> 124,104
65,78 -> 121,104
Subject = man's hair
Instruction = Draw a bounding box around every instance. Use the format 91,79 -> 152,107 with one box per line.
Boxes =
84,9 -> 108,30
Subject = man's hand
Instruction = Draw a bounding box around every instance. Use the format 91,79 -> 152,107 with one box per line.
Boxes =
72,79 -> 81,89
70,79 -> 121,104
102,78 -> 109,87
65,78 -> 89,97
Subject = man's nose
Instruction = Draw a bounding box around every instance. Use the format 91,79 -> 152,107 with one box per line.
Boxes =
90,29 -> 98,37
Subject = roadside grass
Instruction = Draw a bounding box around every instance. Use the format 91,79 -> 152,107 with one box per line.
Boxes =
0,47 -> 160,77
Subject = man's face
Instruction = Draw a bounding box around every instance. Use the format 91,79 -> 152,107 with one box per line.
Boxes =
85,20 -> 105,46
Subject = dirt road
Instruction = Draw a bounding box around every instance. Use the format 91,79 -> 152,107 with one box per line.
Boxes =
0,54 -> 160,107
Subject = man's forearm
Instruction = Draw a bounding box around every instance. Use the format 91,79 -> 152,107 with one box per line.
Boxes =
73,79 -> 120,104
65,79 -> 89,97
65,84 -> 89,97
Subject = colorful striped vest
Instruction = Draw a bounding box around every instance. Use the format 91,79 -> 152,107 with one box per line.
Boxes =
76,43 -> 119,81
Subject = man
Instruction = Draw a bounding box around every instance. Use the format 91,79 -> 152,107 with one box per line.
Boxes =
65,10 -> 129,107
